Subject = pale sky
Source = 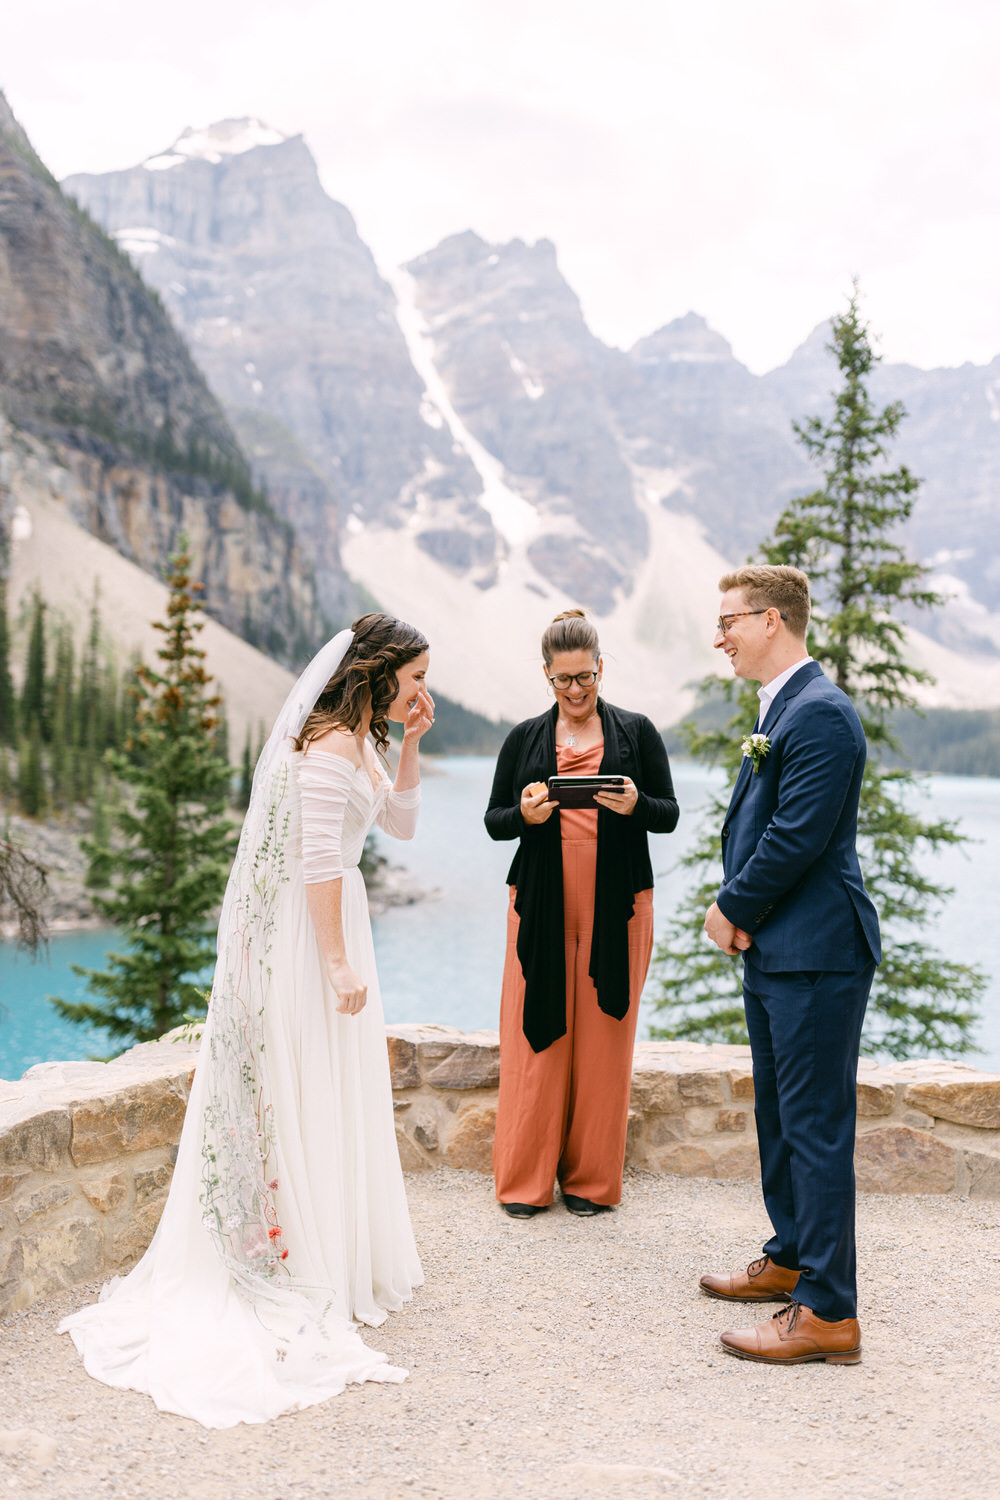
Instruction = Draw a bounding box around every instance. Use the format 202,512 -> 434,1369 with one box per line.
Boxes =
4,0 -> 999,373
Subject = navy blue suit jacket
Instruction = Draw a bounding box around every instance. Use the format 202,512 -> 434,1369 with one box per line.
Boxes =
716,661 -> 881,973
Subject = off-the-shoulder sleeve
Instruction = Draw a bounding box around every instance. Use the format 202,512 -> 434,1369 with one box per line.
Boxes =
298,751 -> 356,884
376,782 -> 421,841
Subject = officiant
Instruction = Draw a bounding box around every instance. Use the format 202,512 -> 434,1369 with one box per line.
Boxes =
484,609 -> 679,1218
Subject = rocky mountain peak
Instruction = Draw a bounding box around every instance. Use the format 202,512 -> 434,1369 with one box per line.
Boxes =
406,228 -> 646,610
408,232 -> 579,327
0,98 -> 323,659
632,312 -> 735,364
143,118 -> 288,170
761,320 -> 838,418
64,127 -> 482,619
784,320 -> 835,364
62,112 -> 1000,708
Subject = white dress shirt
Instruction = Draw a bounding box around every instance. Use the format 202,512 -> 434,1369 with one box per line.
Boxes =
757,656 -> 813,731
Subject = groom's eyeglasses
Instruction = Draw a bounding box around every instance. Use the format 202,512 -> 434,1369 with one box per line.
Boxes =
548,670 -> 599,689
716,610 -> 788,635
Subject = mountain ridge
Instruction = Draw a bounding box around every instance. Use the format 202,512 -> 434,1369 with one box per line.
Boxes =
61,116 -> 1000,719
0,95 -> 328,663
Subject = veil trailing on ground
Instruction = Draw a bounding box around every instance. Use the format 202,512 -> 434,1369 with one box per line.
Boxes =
197,629 -> 354,1309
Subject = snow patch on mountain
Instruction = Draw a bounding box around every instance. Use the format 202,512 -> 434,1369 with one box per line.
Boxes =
343,495 -> 732,726
113,227 -> 176,256
144,119 -> 286,171
502,341 -> 545,399
389,266 -> 538,549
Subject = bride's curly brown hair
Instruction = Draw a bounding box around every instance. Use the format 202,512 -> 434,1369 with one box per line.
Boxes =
294,613 -> 429,760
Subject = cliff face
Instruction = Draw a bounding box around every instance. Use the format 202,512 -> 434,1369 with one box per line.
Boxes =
0,97 -> 324,660
64,121 -> 484,617
404,231 -> 646,612
602,313 -> 814,561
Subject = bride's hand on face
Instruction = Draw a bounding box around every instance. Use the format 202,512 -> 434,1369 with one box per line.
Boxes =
402,685 -> 435,742
327,959 -> 367,1015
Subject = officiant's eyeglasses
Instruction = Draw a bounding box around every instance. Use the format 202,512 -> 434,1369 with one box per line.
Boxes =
716,610 -> 788,635
548,670 -> 599,689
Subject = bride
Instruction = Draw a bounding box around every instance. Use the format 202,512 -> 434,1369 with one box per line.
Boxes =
61,613 -> 435,1427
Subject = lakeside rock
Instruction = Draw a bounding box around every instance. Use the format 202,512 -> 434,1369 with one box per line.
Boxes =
0,812 -> 435,941
366,862 -> 440,917
0,815 -> 99,938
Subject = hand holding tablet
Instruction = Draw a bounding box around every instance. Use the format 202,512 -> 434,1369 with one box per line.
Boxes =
547,774 -> 627,808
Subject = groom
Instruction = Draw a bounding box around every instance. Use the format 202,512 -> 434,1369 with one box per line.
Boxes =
701,565 -> 880,1365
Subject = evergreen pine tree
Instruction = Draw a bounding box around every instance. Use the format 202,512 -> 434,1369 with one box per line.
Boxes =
213,692 -> 231,769
100,659 -> 120,752
85,767 -> 114,890
17,720 -> 47,818
53,543 -> 237,1045
20,592 -> 47,740
113,652 -> 145,760
48,622 -> 75,811
236,727 -> 254,810
651,285 -> 984,1060
649,685 -> 755,1043
0,578 -> 15,746
74,589 -> 102,803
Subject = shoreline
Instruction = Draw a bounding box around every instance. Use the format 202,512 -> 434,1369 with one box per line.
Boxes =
0,865 -> 439,943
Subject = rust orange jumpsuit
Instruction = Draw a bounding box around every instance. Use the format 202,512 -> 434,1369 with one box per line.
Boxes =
493,740 -> 654,1206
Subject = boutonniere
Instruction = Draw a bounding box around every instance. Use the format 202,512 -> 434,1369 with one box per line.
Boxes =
740,731 -> 771,774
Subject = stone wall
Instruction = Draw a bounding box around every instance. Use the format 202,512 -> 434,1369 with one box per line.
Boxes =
389,1027 -> 1000,1198
0,1040 -> 195,1320
3,1026 -> 1000,1320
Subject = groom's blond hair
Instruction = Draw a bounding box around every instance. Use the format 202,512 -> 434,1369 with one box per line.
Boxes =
719,565 -> 811,639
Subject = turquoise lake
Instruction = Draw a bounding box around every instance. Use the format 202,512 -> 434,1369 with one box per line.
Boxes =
2,757 -> 997,1079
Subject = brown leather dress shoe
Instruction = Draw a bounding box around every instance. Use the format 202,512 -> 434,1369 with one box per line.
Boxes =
699,1254 -> 800,1302
719,1301 -> 862,1364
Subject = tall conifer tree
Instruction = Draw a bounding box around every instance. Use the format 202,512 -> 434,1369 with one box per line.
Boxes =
20,592 -> 47,739
651,285 -> 984,1059
17,720 -> 47,818
0,578 -> 15,745
236,727 -> 254,809
54,544 -> 236,1044
48,622 -> 75,810
213,692 -> 231,773
74,589 -> 103,802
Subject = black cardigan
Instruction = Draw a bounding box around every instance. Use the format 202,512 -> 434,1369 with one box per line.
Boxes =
485,700 -> 679,1052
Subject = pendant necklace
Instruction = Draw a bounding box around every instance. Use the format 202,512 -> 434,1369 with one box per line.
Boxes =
561,709 -> 597,749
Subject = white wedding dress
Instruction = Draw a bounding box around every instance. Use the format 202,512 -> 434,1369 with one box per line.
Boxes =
61,746 -> 424,1428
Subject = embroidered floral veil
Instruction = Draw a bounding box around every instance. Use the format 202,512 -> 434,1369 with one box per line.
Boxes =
197,628 -> 354,1306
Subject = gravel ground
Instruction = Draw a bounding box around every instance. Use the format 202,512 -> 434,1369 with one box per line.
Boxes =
1,1171 -> 998,1500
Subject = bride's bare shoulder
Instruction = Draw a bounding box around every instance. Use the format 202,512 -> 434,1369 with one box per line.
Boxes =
303,727 -> 360,763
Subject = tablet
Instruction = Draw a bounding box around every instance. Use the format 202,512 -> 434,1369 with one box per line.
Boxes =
546,774 -> 626,808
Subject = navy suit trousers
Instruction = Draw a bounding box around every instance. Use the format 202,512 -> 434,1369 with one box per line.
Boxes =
742,947 -> 875,1321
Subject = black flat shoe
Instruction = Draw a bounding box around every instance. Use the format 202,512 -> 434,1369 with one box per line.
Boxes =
502,1202 -> 547,1218
563,1194 -> 612,1217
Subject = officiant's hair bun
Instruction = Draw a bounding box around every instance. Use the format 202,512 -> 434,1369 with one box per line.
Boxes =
542,609 -> 600,666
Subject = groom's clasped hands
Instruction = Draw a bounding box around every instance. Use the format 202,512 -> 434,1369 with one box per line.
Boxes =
703,900 -> 752,956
